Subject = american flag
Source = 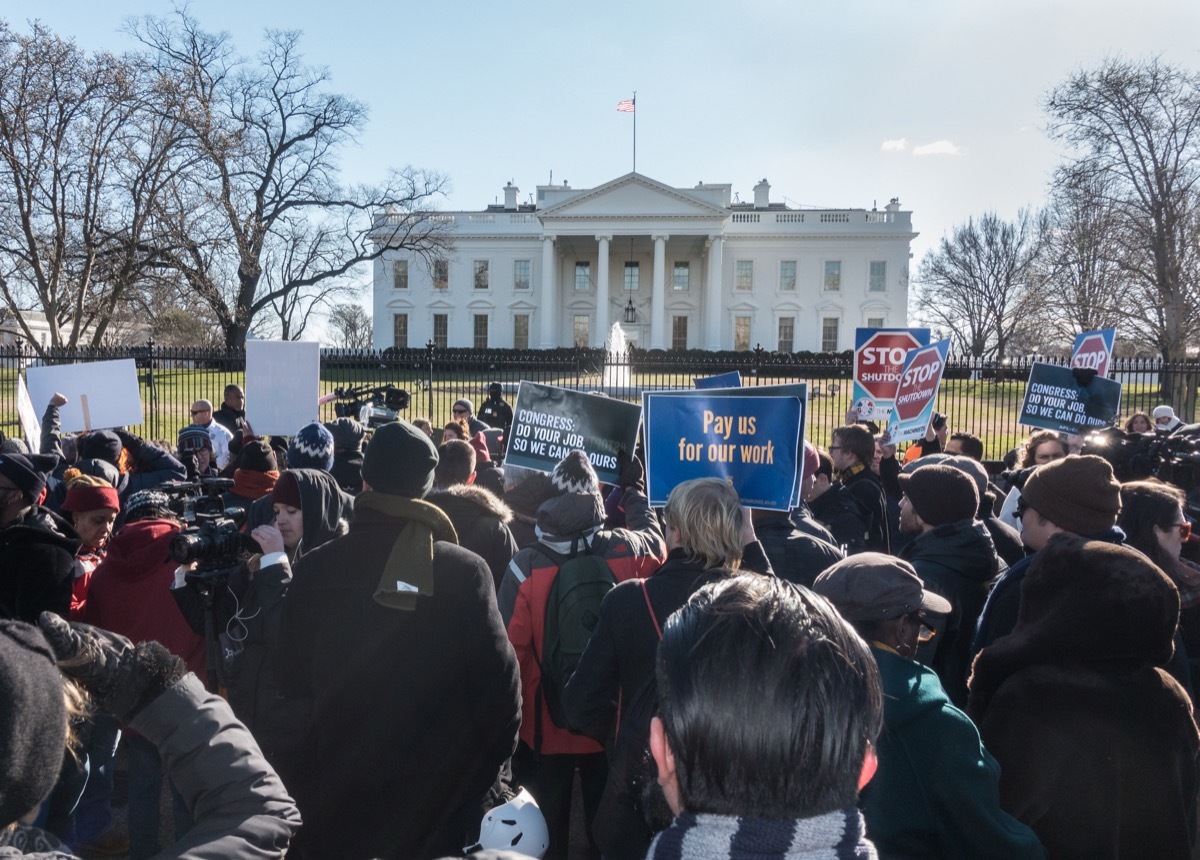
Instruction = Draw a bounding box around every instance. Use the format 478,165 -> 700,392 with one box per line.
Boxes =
617,98 -> 635,113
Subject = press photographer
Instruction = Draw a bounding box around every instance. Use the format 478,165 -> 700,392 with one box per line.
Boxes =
169,468 -> 354,768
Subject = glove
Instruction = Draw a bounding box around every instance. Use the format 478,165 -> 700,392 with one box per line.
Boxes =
38,613 -> 185,721
617,449 -> 645,492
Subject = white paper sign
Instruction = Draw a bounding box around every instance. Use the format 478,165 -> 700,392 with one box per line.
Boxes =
25,359 -> 143,432
15,374 -> 41,452
245,341 -> 321,436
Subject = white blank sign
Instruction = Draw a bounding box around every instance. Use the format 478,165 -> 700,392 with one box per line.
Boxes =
245,341 -> 321,436
25,359 -> 143,432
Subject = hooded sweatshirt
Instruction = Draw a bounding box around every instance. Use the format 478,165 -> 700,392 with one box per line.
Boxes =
278,468 -> 356,560
83,518 -> 206,676
0,505 -> 82,623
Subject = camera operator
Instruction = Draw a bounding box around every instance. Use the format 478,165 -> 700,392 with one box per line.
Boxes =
170,468 -> 353,765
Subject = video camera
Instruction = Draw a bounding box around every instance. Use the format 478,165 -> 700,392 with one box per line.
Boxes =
159,478 -> 261,577
332,384 -> 410,429
1082,424 -> 1200,488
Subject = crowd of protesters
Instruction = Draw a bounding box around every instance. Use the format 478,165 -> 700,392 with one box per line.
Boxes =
0,376 -> 1197,860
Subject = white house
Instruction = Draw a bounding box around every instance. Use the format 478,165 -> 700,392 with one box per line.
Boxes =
371,172 -> 916,352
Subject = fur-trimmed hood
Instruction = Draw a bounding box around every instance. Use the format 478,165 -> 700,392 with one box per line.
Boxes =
426,484 -> 512,524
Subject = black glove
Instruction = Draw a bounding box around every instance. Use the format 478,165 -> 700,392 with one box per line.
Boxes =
38,613 -> 185,721
617,449 -> 645,492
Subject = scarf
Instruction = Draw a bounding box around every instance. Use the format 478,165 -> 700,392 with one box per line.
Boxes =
647,808 -> 877,859
353,491 -> 458,611
232,468 -> 279,501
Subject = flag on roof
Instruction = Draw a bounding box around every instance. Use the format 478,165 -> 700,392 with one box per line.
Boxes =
617,98 -> 635,112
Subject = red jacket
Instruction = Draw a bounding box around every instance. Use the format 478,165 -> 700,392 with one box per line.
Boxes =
84,519 -> 206,677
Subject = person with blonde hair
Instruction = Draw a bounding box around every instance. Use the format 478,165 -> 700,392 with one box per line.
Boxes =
561,477 -> 772,857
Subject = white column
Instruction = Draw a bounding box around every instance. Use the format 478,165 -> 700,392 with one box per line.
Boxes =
539,235 -> 557,348
650,234 -> 668,349
706,235 -> 723,349
595,235 -> 611,347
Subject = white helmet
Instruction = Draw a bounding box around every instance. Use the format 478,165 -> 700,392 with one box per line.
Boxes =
466,787 -> 549,858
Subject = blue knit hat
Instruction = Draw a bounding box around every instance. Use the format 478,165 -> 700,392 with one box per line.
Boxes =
288,422 -> 335,472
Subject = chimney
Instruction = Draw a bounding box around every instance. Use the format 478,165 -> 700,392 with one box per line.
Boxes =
504,181 -> 519,211
753,178 -> 770,209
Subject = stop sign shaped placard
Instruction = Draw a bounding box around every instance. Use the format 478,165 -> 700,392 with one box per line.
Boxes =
1071,333 -> 1110,377
893,346 -> 945,422
855,331 -> 925,400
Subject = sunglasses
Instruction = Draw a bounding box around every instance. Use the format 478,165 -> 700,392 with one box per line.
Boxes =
1170,521 -> 1193,541
453,408 -> 467,415
1016,496 -> 1032,519
191,409 -> 209,415
913,614 -> 937,644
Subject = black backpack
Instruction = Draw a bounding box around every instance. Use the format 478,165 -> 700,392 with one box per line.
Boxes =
534,534 -> 616,733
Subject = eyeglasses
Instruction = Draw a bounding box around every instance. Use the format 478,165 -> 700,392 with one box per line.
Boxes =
914,615 -> 937,643
191,409 -> 209,415
1016,496 -> 1032,519
1170,521 -> 1192,541
452,408 -> 467,415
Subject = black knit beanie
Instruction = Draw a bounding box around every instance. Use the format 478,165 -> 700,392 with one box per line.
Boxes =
239,439 -> 278,473
78,430 -> 122,466
361,420 -> 439,498
0,620 -> 67,827
325,417 -> 366,453
1021,454 -> 1121,536
898,463 -> 980,527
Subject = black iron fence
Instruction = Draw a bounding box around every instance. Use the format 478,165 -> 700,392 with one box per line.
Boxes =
0,343 -> 1191,461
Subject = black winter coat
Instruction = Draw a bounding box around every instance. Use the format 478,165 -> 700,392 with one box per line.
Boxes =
427,484 -> 517,591
901,518 -> 1002,708
274,504 -> 521,860
754,515 -> 844,588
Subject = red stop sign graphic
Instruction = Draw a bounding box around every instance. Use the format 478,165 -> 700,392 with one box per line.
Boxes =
1072,334 -> 1109,377
855,332 -> 924,400
893,348 -> 943,422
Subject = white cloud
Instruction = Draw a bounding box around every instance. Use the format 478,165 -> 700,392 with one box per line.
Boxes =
912,140 -> 961,157
881,138 -> 907,152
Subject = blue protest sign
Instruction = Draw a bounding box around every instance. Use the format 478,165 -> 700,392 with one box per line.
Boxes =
882,339 -> 950,446
694,371 -> 743,389
643,393 -> 801,511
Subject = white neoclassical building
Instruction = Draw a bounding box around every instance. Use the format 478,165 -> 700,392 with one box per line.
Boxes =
371,172 -> 916,352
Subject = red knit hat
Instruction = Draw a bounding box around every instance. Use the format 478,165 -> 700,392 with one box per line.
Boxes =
61,484 -> 120,514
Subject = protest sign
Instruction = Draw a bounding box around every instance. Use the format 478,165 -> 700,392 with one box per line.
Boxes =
16,374 -> 40,451
1071,328 -> 1116,378
650,382 -> 809,508
852,327 -> 930,421
643,392 -> 801,511
882,339 -> 951,446
245,341 -> 321,435
25,359 -> 142,432
505,382 -> 642,485
694,371 -> 742,390
1019,362 -> 1122,435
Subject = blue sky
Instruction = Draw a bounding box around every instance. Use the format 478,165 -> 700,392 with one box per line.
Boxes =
13,0 -> 1200,306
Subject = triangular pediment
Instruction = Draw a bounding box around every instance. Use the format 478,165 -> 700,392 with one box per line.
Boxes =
539,173 -> 728,220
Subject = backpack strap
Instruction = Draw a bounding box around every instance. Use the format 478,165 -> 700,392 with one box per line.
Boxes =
640,579 -> 662,640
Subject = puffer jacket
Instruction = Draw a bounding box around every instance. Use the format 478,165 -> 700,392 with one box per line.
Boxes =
427,484 -> 518,591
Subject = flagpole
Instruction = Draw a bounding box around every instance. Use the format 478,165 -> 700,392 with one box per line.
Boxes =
632,91 -> 637,173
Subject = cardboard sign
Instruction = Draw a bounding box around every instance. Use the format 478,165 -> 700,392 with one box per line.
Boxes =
16,374 -> 41,452
1071,328 -> 1116,378
694,371 -> 743,390
852,327 -> 930,421
504,382 -> 642,485
25,359 -> 142,432
643,392 -> 801,511
1019,362 -> 1122,434
245,341 -> 321,436
882,339 -> 951,446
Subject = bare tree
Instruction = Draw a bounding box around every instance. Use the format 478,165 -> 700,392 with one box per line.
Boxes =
327,303 -> 373,349
0,20 -> 174,354
913,209 -> 1046,360
1045,56 -> 1200,413
130,11 -> 452,348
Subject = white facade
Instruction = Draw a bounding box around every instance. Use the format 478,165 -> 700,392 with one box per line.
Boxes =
371,172 -> 916,352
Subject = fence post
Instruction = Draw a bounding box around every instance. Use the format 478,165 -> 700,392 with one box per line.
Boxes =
146,337 -> 157,439
425,339 -> 435,419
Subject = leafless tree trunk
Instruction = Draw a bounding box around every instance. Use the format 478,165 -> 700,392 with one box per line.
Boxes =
327,303 -> 373,349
